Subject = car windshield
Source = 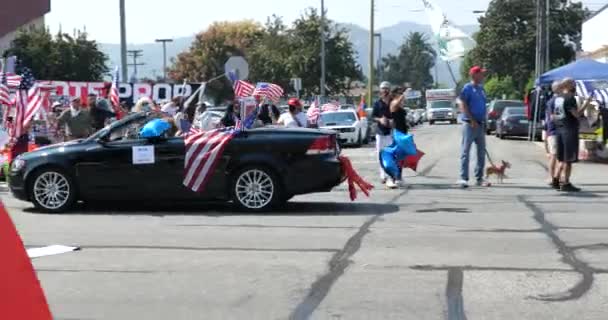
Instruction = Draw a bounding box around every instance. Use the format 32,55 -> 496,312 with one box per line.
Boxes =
320,112 -> 357,125
428,101 -> 453,109
90,112 -> 164,142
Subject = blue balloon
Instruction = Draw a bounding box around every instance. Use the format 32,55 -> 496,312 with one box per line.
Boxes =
140,119 -> 171,138
379,148 -> 401,180
393,131 -> 417,157
379,131 -> 418,180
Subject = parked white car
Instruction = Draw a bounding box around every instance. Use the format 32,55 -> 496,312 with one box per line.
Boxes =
319,110 -> 369,147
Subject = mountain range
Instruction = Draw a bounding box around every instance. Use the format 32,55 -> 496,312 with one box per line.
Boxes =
100,21 -> 478,87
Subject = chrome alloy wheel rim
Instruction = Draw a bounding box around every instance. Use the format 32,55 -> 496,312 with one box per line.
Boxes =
235,169 -> 274,209
33,172 -> 70,210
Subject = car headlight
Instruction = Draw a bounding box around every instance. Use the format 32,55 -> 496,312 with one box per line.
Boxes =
448,112 -> 453,116
11,159 -> 26,172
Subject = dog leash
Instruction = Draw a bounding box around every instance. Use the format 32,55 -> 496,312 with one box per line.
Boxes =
485,149 -> 497,168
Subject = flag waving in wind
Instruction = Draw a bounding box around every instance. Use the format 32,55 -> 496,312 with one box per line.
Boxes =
109,67 -> 125,119
13,68 -> 43,137
253,82 -> 283,103
228,71 -> 255,98
0,72 -> 10,106
421,0 -> 476,61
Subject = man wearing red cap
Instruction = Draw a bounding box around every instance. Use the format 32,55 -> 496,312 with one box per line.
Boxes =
458,66 -> 489,188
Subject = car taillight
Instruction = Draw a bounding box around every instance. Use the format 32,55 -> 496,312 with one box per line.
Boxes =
307,135 -> 337,155
489,111 -> 497,118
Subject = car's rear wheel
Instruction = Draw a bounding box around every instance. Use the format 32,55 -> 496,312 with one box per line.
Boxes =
231,166 -> 282,212
29,169 -> 75,213
429,120 -> 434,125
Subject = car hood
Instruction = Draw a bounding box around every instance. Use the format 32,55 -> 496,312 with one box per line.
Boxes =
428,108 -> 454,112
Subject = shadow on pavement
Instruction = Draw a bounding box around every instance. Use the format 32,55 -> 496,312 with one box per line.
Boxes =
25,201 -> 400,217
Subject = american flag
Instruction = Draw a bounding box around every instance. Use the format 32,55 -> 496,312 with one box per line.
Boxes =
228,71 -> 254,97
183,127 -> 237,192
20,68 -> 43,130
576,80 -> 608,108
321,102 -> 340,112
0,72 -> 11,106
252,82 -> 283,103
109,67 -> 125,118
307,96 -> 321,124
0,73 -> 22,88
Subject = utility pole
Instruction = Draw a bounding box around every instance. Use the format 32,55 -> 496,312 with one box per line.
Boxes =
374,33 -> 382,84
155,38 -> 173,82
368,0 -> 375,107
545,0 -> 550,71
320,0 -> 326,100
119,0 -> 128,81
127,50 -> 145,82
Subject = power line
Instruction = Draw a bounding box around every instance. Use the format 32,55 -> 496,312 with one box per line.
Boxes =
127,50 -> 145,82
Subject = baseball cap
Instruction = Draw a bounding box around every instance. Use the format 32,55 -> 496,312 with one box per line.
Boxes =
380,81 -> 391,89
469,66 -> 486,75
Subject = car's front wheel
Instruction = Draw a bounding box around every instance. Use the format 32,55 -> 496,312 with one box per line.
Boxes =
231,166 -> 282,212
29,168 -> 76,213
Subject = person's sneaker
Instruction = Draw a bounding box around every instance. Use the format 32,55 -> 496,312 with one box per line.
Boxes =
560,183 -> 581,192
386,179 -> 398,189
476,179 -> 492,187
458,180 -> 469,189
551,178 -> 560,190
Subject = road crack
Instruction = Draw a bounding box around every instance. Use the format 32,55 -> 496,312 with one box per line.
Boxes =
518,195 -> 594,301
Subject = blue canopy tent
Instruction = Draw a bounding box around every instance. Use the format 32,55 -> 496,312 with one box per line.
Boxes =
530,59 -> 608,144
536,59 -> 608,85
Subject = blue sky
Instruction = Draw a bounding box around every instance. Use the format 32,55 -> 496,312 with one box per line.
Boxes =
45,0 -> 602,44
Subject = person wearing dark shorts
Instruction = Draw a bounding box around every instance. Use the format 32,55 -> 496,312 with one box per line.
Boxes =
552,78 -> 592,192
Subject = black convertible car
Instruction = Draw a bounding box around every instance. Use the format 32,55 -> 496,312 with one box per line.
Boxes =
8,112 -> 343,213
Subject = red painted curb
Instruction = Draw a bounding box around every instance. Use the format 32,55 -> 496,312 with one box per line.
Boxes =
0,201 -> 52,320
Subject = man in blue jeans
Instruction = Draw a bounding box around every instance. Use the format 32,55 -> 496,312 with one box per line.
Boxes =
458,66 -> 489,188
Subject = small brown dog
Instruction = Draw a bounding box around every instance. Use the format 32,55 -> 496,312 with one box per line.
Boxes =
485,160 -> 511,184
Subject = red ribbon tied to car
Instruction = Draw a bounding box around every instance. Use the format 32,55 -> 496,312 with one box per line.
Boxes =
339,155 -> 374,201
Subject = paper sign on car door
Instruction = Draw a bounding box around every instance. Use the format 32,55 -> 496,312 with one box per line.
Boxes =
132,146 -> 155,164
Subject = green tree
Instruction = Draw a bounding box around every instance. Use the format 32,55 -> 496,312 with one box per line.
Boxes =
286,8 -> 362,96
382,32 -> 436,89
248,16 -> 293,91
5,28 -> 108,81
469,0 -> 587,93
484,76 -> 518,99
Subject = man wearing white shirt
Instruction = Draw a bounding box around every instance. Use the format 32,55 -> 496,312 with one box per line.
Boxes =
278,98 -> 307,128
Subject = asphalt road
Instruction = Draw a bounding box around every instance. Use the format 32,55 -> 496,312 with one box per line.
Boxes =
3,123 -> 608,320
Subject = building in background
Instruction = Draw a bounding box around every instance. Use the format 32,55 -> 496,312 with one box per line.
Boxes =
580,4 -> 608,63
0,0 -> 51,55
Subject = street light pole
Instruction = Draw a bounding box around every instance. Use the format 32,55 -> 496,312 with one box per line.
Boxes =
320,0 -> 326,99
155,38 -> 173,82
119,0 -> 128,81
368,0 -> 375,107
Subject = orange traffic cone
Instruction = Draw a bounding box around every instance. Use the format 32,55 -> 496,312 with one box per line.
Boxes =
0,201 -> 53,319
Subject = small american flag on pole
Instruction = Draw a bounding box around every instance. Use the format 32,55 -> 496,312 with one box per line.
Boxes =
307,96 -> 321,124
321,102 -> 340,112
228,71 -> 254,98
253,82 -> 283,103
183,127 -> 237,192
0,72 -> 11,106
15,68 -> 43,136
110,67 -> 120,108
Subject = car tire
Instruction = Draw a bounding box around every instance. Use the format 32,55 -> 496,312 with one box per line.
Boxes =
355,131 -> 363,147
499,133 -> 505,140
429,120 -> 434,125
451,120 -> 457,125
28,168 -> 76,213
231,166 -> 282,212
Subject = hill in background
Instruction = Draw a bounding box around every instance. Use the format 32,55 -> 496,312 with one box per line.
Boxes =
100,21 -> 478,87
